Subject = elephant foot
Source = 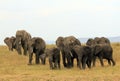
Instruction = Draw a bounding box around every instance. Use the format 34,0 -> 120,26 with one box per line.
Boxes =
24,54 -> 27,56
63,63 -> 67,67
36,63 -> 40,65
27,63 -> 32,65
66,65 -> 73,69
50,67 -> 54,70
113,62 -> 116,66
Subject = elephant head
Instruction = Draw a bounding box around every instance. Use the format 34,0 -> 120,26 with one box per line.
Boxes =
86,38 -> 95,46
56,36 -> 64,51
4,36 -> 16,51
63,36 -> 81,53
93,44 -> 103,55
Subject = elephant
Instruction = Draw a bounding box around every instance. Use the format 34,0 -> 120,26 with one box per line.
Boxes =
86,37 -> 113,67
39,53 -> 46,65
27,37 -> 46,65
45,47 -> 60,69
4,36 -> 16,51
15,30 -> 31,55
92,44 -> 116,67
56,36 -> 81,68
72,45 -> 93,69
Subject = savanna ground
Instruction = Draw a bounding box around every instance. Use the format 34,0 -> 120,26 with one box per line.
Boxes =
0,43 -> 120,81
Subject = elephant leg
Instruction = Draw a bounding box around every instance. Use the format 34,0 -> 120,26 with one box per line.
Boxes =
71,58 -> 74,67
54,59 -> 58,69
16,47 -> 22,55
35,52 -> 40,64
93,56 -> 96,67
108,59 -> 111,65
78,56 -> 82,69
11,47 -> 13,51
41,58 -> 45,65
58,60 -> 61,69
98,57 -> 104,67
87,59 -> 91,69
49,57 -> 54,69
23,47 -> 27,55
110,58 -> 116,66
43,58 -> 46,65
22,44 -> 27,55
66,54 -> 72,68
28,53 -> 33,65
62,53 -> 67,67
82,57 -> 87,69
77,58 -> 79,67
42,58 -> 46,65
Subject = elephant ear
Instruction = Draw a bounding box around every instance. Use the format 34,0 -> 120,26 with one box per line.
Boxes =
34,38 -> 45,50
4,37 -> 10,45
56,37 -> 64,48
34,38 -> 41,50
94,45 -> 102,55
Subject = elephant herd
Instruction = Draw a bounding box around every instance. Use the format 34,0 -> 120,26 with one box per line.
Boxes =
4,30 -> 116,70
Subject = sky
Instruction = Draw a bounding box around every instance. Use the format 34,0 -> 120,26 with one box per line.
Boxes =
0,0 -> 120,44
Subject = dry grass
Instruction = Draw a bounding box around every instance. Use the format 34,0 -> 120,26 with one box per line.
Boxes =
0,43 -> 120,81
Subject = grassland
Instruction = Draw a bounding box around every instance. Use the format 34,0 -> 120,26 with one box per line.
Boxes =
0,43 -> 120,81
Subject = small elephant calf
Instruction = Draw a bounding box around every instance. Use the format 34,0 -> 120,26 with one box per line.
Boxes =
39,53 -> 46,65
45,47 -> 60,69
73,45 -> 93,69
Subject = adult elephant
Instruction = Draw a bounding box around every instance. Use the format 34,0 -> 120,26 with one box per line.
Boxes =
56,36 -> 81,68
15,30 -> 31,55
28,37 -> 46,65
4,36 -> 16,51
93,44 -> 115,67
73,45 -> 93,69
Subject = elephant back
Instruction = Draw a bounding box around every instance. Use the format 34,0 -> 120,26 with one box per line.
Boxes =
94,37 -> 110,45
99,37 -> 110,45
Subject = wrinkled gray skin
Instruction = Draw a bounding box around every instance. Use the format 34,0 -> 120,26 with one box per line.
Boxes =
15,30 -> 31,55
94,37 -> 110,45
4,36 -> 16,51
45,47 -> 60,69
93,44 -> 115,67
28,37 -> 46,65
86,37 -> 114,67
86,37 -> 110,46
86,38 -> 95,46
73,45 -> 93,69
56,36 -> 81,68
39,53 -> 46,65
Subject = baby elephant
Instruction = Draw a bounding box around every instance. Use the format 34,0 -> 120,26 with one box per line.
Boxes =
45,47 -> 60,70
39,53 -> 46,65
